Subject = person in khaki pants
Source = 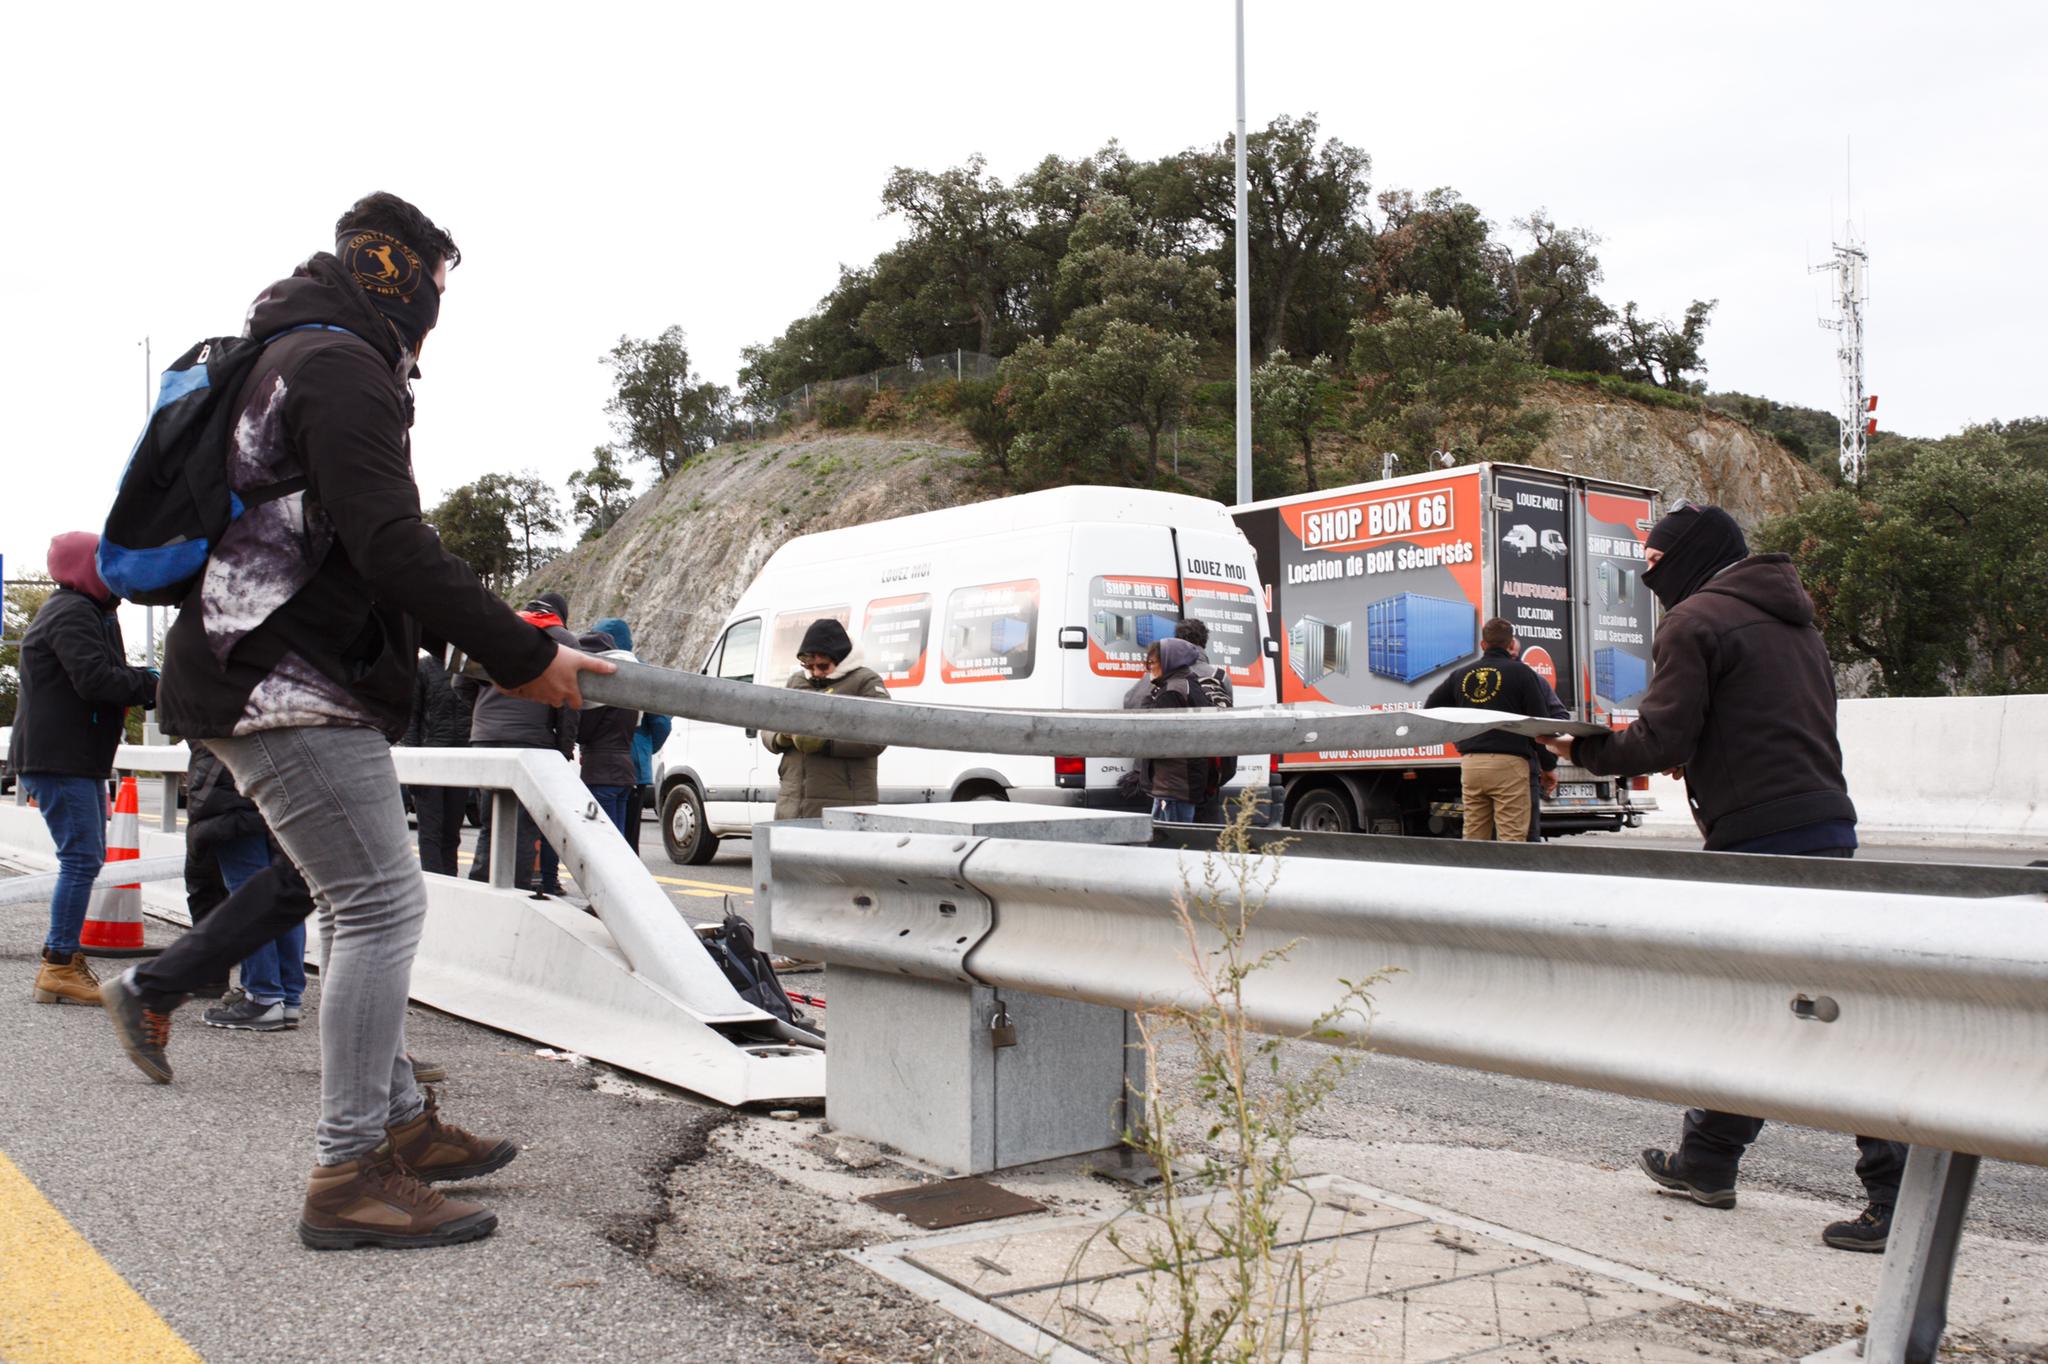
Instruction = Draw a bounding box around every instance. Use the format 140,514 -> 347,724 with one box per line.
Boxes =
1425,617 -> 1555,842
1459,752 -> 1533,841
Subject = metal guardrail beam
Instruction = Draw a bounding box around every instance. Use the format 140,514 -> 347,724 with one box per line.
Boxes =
766,823 -> 2048,1168
0,855 -> 186,908
87,743 -> 823,1104
513,656 -> 1612,759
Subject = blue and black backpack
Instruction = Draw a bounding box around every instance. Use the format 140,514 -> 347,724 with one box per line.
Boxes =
97,325 -> 355,606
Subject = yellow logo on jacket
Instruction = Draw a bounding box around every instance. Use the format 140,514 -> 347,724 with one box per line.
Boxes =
340,230 -> 424,299
1460,667 -> 1503,705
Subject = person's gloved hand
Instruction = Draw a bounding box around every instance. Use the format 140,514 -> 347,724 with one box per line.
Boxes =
791,734 -> 829,755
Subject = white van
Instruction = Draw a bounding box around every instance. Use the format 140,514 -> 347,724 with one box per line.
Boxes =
654,486 -> 1282,863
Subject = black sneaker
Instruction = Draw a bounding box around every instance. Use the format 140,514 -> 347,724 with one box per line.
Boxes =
100,969 -> 175,1084
1822,1203 -> 1892,1253
203,996 -> 286,1031
1638,1148 -> 1737,1209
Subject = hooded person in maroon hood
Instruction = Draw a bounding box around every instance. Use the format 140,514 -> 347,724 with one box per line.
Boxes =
9,532 -> 157,1005
104,193 -> 613,1253
1541,503 -> 1900,1255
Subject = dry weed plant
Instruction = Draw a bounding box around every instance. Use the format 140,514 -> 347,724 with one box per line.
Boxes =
1077,793 -> 1382,1364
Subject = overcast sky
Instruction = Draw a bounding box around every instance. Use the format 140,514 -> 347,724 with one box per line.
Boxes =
4,1 -> 2043,623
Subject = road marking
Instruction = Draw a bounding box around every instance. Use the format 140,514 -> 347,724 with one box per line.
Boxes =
440,852 -> 746,900
0,1151 -> 203,1363
653,875 -> 750,895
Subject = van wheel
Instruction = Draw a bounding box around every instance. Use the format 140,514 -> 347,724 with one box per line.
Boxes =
1290,788 -> 1357,835
661,784 -> 719,865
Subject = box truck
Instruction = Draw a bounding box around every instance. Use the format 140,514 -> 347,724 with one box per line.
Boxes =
654,486 -> 1282,864
1233,463 -> 1661,837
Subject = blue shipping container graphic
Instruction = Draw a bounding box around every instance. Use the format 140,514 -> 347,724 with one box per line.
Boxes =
1365,593 -> 1476,684
1594,646 -> 1650,703
989,616 -> 1032,655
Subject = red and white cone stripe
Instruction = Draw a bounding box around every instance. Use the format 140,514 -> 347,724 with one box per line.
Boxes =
80,776 -> 144,951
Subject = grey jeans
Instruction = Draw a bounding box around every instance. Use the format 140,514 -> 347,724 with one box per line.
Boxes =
211,726 -> 425,1165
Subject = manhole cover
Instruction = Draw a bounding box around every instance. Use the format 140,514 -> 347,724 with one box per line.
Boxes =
862,1176 -> 1047,1230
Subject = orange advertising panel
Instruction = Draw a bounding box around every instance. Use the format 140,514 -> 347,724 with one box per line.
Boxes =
1269,470 -> 1484,767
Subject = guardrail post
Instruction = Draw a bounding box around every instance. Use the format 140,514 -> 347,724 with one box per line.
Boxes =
1860,1147 -> 1980,1364
760,804 -> 1155,1176
488,790 -> 520,889
158,773 -> 178,833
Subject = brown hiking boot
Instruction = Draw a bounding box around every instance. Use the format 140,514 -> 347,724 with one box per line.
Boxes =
298,1142 -> 497,1250
386,1087 -> 518,1184
32,949 -> 100,1005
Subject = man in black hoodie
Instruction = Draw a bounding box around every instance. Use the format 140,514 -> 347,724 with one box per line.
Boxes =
1541,503 -> 1900,1254
109,193 -> 612,1252
1425,618 -> 1556,841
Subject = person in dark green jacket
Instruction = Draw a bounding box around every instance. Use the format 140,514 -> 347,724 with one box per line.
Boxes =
759,619 -> 888,819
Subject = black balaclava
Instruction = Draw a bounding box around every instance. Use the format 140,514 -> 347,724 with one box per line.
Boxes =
336,228 -> 440,356
1642,504 -> 1749,610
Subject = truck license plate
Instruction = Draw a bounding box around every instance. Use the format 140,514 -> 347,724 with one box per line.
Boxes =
1556,783 -> 1597,801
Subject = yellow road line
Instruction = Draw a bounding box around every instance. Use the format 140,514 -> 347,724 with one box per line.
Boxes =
0,1151 -> 202,1363
652,875 -> 750,894
439,852 -> 745,899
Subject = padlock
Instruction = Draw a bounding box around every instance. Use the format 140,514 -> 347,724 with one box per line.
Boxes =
989,1002 -> 1018,1049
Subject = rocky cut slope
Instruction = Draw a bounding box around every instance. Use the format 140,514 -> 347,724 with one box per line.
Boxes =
527,430 -> 987,670
1521,381 -> 1828,527
532,386 -> 1824,670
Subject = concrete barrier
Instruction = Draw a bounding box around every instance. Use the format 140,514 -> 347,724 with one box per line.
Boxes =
1623,695 -> 2048,847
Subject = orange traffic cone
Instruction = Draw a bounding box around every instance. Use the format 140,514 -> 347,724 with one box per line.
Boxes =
81,776 -> 144,951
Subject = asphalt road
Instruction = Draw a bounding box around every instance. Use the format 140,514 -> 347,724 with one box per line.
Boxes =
9,787 -> 2033,1360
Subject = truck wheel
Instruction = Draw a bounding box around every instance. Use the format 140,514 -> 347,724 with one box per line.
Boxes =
1290,788 -> 1357,835
661,784 -> 719,865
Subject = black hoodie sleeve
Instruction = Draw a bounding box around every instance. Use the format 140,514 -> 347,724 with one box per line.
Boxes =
287,346 -> 555,690
47,595 -> 155,708
1573,612 -> 1713,777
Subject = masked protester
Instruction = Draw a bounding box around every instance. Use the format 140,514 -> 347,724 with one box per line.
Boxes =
1541,502 -> 1893,1255
760,619 -> 888,819
9,532 -> 158,1004
105,193 -> 611,1252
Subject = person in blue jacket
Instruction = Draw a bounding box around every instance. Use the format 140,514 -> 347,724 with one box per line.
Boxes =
590,617 -> 670,855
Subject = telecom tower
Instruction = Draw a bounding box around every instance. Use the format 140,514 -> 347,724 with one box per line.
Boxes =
1813,221 -> 1873,483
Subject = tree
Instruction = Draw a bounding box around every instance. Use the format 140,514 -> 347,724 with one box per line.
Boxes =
602,326 -> 732,477
1510,211 -> 1615,370
1252,351 -> 1334,491
492,471 -> 564,578
737,267 -> 889,414
1,577 -> 55,727
428,479 -> 517,591
1055,198 -> 1228,345
1349,294 -> 1550,475
1366,188 -> 1513,336
1615,299 -> 1716,391
567,444 -> 635,541
875,156 -> 1035,358
1757,426 -> 2048,695
1187,113 -> 1374,357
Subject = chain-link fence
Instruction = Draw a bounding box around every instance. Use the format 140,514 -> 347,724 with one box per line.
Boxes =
754,350 -> 998,422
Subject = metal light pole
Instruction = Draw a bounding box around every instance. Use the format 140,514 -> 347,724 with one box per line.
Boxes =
1233,0 -> 1252,507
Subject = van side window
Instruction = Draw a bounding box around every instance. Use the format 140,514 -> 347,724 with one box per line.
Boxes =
940,579 -> 1040,683
767,606 -> 851,682
714,618 -> 762,685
